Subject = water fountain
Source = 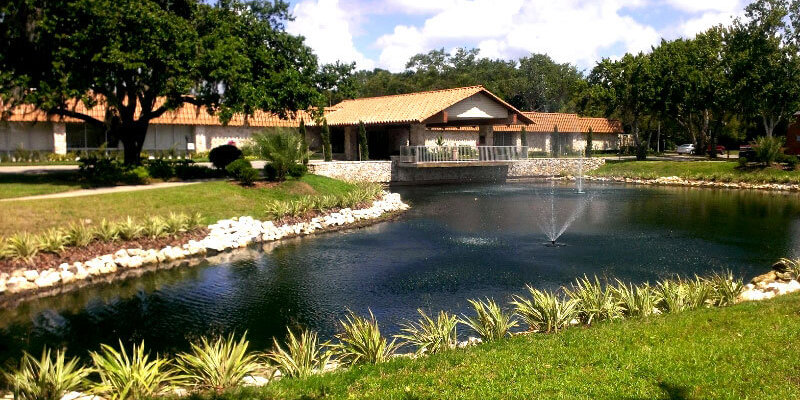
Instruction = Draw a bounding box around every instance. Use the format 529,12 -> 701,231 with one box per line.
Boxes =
535,157 -> 592,246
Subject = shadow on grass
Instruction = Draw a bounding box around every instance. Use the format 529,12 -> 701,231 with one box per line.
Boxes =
0,171 -> 83,185
624,382 -> 696,400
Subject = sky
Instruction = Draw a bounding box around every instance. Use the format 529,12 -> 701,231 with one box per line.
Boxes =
285,0 -> 750,73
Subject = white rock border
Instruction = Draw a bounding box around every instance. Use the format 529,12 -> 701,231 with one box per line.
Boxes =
0,192 -> 410,300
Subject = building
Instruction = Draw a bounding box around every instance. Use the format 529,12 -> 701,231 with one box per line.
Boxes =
1,86 -> 624,158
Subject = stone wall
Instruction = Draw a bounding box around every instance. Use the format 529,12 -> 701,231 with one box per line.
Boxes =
308,160 -> 393,182
308,158 -> 605,183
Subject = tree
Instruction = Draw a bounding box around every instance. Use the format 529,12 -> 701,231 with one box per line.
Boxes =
358,121 -> 369,161
512,54 -> 586,112
520,127 -> 528,148
298,119 -> 309,165
0,0 -> 319,165
317,61 -> 358,106
585,127 -> 593,157
551,125 -> 559,157
727,0 -> 800,137
321,119 -> 332,162
251,129 -> 308,181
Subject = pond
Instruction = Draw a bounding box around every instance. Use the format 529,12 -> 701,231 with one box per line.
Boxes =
1,181 -> 799,363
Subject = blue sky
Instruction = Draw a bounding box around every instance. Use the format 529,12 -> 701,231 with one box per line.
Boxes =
285,0 -> 749,73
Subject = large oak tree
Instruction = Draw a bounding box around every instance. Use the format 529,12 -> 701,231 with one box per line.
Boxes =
0,0 -> 319,164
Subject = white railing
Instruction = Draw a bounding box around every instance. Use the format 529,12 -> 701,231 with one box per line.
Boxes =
399,146 -> 529,163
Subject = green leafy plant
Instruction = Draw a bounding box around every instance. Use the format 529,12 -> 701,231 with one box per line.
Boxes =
264,200 -> 292,220
512,286 -> 579,333
331,310 -> 400,366
459,298 -> 517,341
3,348 -> 89,400
66,221 -> 95,247
37,228 -> 69,254
0,237 -> 10,259
6,232 -> 41,262
612,280 -> 660,318
226,159 -> 259,185
142,216 -> 167,239
753,136 -> 784,165
209,145 -> 243,170
321,119 -> 332,162
94,219 -> 120,242
266,328 -> 331,379
707,271 -> 744,307
585,126 -> 593,157
564,275 -> 622,325
187,212 -> 204,229
176,333 -> 260,393
89,341 -> 177,400
656,277 -> 710,313
164,213 -> 190,235
251,129 -> 309,181
396,309 -> 459,355
358,121 -> 369,160
115,217 -> 143,241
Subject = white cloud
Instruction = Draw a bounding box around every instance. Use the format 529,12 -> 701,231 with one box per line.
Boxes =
287,0 -> 376,70
663,0 -> 742,13
375,0 -> 661,71
673,10 -> 740,37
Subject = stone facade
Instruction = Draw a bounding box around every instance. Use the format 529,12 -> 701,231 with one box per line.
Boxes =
308,158 -> 605,183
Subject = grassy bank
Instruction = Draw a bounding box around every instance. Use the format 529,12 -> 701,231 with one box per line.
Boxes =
0,175 -> 357,236
179,292 -> 800,400
0,172 -> 84,199
589,160 -> 800,184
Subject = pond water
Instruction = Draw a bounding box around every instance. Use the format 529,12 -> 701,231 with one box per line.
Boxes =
1,181 -> 799,363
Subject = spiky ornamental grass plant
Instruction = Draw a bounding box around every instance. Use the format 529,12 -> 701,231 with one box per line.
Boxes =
142,216 -> 167,239
564,275 -> 622,325
512,286 -> 579,333
94,219 -> 120,242
6,232 -> 41,262
778,258 -> 800,280
612,280 -> 661,318
37,228 -> 69,254
656,277 -> 712,314
707,271 -> 744,307
176,333 -> 260,393
89,341 -> 177,400
460,298 -> 518,341
332,310 -> 401,366
267,328 -> 331,379
115,217 -> 143,241
396,309 -> 459,355
3,348 -> 89,400
66,221 -> 95,247
164,212 -> 190,235
264,200 -> 293,220
0,237 -> 10,259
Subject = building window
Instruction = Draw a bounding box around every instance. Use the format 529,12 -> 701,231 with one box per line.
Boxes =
66,123 -> 114,149
493,132 -> 514,146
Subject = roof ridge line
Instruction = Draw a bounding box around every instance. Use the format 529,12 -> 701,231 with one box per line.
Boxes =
336,85 -> 485,104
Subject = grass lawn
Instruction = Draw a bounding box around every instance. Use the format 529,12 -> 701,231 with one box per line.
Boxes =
0,171 -> 84,199
181,293 -> 800,400
590,160 -> 800,184
0,175 -> 357,236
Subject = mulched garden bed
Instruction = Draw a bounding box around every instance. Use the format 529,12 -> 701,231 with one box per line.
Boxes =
0,228 -> 208,274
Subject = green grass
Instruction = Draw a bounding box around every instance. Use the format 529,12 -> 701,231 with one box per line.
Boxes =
590,160 -> 800,184
176,293 -> 800,400
0,175 -> 357,236
0,172 -> 84,199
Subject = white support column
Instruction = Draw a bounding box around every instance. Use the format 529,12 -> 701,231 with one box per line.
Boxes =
53,122 -> 67,155
194,126 -> 207,153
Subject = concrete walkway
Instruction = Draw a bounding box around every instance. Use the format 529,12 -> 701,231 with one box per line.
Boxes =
1,180 -> 202,202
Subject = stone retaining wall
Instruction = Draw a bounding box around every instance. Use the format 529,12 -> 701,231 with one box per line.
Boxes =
308,158 -> 606,183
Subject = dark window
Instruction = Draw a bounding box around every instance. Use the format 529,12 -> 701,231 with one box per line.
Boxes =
66,123 -> 113,149
493,132 -> 514,146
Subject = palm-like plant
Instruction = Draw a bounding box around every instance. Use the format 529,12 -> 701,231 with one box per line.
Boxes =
564,275 -> 622,325
612,280 -> 660,317
266,328 -> 330,379
707,271 -> 744,307
396,309 -> 458,355
6,233 -> 41,262
89,341 -> 177,400
512,286 -> 579,333
3,348 -> 89,400
37,228 -> 69,254
331,310 -> 401,366
176,333 -> 260,393
459,298 -> 518,341
251,129 -> 309,181
66,221 -> 95,247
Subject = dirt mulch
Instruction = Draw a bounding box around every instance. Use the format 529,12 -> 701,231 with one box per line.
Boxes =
0,228 -> 208,275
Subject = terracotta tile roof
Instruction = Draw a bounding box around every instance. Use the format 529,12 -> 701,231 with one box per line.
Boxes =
495,112 -> 581,133
579,117 -> 623,134
324,86 -> 532,126
3,98 -> 310,127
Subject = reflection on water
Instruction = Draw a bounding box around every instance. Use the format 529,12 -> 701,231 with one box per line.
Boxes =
1,182 -> 799,364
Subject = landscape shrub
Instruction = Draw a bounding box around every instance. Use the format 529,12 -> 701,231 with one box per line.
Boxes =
753,136 -> 784,165
777,153 -> 799,169
79,156 -> 127,186
512,286 -> 579,333
225,159 -> 259,185
94,219 -> 120,242
564,275 -> 621,325
175,164 -> 222,180
90,341 -> 177,400
331,310 -> 400,366
122,166 -> 151,185
263,164 -> 278,181
397,309 -> 459,355
38,228 -> 69,254
6,233 -> 41,263
250,129 -> 308,181
266,328 -> 330,379
3,348 -> 89,400
66,222 -> 95,247
176,334 -> 260,393
612,280 -> 660,318
287,163 -> 307,178
142,216 -> 168,239
145,159 -> 176,179
459,298 -> 517,341
209,145 -> 243,170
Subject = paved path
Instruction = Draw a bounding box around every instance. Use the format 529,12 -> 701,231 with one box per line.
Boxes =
1,181 -> 202,202
0,165 -> 79,174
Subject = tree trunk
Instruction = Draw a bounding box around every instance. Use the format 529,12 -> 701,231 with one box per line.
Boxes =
762,114 -> 779,138
118,123 -> 149,165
